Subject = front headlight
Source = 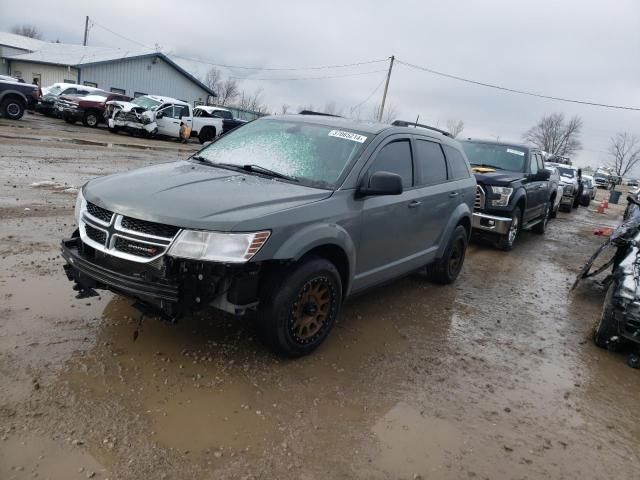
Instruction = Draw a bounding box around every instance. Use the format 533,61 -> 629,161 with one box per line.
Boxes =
168,230 -> 270,263
74,189 -> 86,226
490,186 -> 513,207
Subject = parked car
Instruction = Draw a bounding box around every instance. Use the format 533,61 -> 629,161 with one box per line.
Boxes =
36,83 -> 102,117
59,92 -> 132,127
580,175 -> 596,206
0,77 -> 40,119
626,178 -> 639,187
545,165 -> 564,218
546,162 -> 581,211
105,95 -> 223,143
462,140 -> 552,250
193,106 -> 248,134
593,172 -> 610,189
61,115 -> 476,356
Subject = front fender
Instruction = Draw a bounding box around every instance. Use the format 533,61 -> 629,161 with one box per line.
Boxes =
0,89 -> 29,104
269,223 -> 356,291
511,187 -> 527,209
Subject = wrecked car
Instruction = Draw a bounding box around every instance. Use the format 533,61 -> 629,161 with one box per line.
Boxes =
106,95 -> 223,143
573,194 -> 640,358
61,114 -> 476,357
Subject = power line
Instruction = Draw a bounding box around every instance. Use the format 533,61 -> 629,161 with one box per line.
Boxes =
89,19 -> 154,50
349,75 -> 387,113
396,59 -> 640,112
228,69 -> 389,82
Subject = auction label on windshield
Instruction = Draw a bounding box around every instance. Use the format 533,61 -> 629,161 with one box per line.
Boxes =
506,148 -> 525,156
329,130 -> 367,143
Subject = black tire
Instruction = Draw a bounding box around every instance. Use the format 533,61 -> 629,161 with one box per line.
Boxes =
495,206 -> 521,251
532,202 -> 549,234
258,256 -> 342,357
429,225 -> 468,284
1,97 -> 25,120
580,195 -> 591,207
63,116 -> 76,124
593,282 -> 621,350
82,110 -> 100,127
559,203 -> 571,213
572,194 -> 580,209
199,127 -> 215,144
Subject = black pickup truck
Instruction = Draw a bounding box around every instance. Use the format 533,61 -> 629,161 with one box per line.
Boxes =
461,140 -> 552,250
0,77 -> 39,120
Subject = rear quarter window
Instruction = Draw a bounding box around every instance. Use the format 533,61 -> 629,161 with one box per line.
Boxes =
415,139 -> 447,185
443,145 -> 470,180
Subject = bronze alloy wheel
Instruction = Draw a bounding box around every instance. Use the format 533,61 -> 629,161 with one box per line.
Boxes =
289,277 -> 335,344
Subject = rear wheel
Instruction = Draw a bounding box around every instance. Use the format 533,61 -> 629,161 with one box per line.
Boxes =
82,110 -> 99,127
532,202 -> 549,234
1,97 -> 25,120
495,206 -> 521,251
199,127 -> 215,144
429,225 -> 468,284
259,256 -> 342,357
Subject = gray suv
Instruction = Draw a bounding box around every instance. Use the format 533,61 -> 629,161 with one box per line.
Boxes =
61,115 -> 476,356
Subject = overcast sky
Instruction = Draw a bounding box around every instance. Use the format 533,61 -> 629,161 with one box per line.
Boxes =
1,0 -> 639,170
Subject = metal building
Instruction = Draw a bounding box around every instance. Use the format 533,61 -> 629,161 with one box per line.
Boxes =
0,32 -> 215,106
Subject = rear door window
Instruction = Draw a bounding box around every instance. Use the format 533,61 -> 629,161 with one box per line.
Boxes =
443,145 -> 470,180
368,139 -> 413,188
415,139 -> 447,185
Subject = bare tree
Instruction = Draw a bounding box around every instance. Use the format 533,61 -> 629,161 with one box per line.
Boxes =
238,88 -> 269,114
608,132 -> 640,178
370,103 -> 398,124
446,119 -> 465,138
217,79 -> 240,106
522,113 -> 583,157
203,68 -> 222,94
323,101 -> 337,115
280,104 -> 290,115
11,24 -> 42,39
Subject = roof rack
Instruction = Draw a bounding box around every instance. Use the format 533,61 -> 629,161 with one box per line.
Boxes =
298,110 -> 343,118
391,119 -> 451,137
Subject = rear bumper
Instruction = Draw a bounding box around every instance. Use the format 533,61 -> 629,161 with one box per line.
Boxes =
472,212 -> 511,235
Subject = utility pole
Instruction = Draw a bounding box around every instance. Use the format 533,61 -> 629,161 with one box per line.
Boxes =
378,55 -> 394,122
83,16 -> 89,46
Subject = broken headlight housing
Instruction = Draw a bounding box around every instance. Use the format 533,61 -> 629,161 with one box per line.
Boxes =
74,188 -> 86,226
489,186 -> 513,207
168,230 -> 270,263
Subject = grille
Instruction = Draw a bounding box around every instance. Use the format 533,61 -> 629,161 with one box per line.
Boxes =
474,186 -> 485,210
86,202 -> 113,223
121,217 -> 180,239
85,224 -> 107,245
114,237 -> 162,258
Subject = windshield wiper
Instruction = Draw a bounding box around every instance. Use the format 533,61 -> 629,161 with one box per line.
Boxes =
190,155 -> 212,164
240,164 -> 299,182
470,163 -> 503,170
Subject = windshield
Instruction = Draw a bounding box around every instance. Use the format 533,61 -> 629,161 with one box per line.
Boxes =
194,119 -> 368,188
132,96 -> 162,110
557,167 -> 575,178
47,86 -> 62,96
461,142 -> 526,172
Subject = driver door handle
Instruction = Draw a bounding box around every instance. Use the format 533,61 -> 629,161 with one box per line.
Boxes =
408,200 -> 422,208
449,192 -> 459,197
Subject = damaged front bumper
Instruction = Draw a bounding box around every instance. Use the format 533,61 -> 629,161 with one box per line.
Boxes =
472,211 -> 512,235
61,234 -> 260,320
108,118 -> 157,133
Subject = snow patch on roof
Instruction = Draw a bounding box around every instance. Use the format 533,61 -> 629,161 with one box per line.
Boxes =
0,32 -> 47,52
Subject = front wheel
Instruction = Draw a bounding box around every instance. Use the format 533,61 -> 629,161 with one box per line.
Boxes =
1,98 -> 25,120
495,206 -> 521,251
593,282 -> 623,350
259,256 -> 342,357
198,127 -> 215,144
429,225 -> 468,284
82,111 -> 99,127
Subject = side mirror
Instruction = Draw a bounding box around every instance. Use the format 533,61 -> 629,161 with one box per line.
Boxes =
358,171 -> 403,197
156,111 -> 164,119
537,168 -> 551,181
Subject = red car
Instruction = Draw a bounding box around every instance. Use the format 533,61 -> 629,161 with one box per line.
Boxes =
59,91 -> 132,127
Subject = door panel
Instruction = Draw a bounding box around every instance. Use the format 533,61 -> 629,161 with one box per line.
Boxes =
156,105 -> 180,137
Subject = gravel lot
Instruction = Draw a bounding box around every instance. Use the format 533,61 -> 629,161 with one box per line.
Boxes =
1,113 -> 639,480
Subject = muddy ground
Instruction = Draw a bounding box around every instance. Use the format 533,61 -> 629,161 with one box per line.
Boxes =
0,114 -> 639,480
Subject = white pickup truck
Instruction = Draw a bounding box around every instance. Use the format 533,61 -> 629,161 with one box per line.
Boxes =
105,95 -> 223,143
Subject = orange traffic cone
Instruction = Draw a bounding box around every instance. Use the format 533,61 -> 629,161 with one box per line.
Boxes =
597,201 -> 606,214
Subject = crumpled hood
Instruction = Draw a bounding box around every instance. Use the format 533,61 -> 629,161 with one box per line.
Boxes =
105,100 -> 146,113
84,161 -> 332,231
473,170 -> 525,187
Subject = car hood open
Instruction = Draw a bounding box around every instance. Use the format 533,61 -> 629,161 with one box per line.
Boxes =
84,160 -> 332,231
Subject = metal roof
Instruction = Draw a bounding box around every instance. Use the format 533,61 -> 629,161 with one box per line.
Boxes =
0,32 -> 216,97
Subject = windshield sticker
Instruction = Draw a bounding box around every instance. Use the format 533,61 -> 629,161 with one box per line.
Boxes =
328,130 -> 367,143
506,148 -> 525,156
